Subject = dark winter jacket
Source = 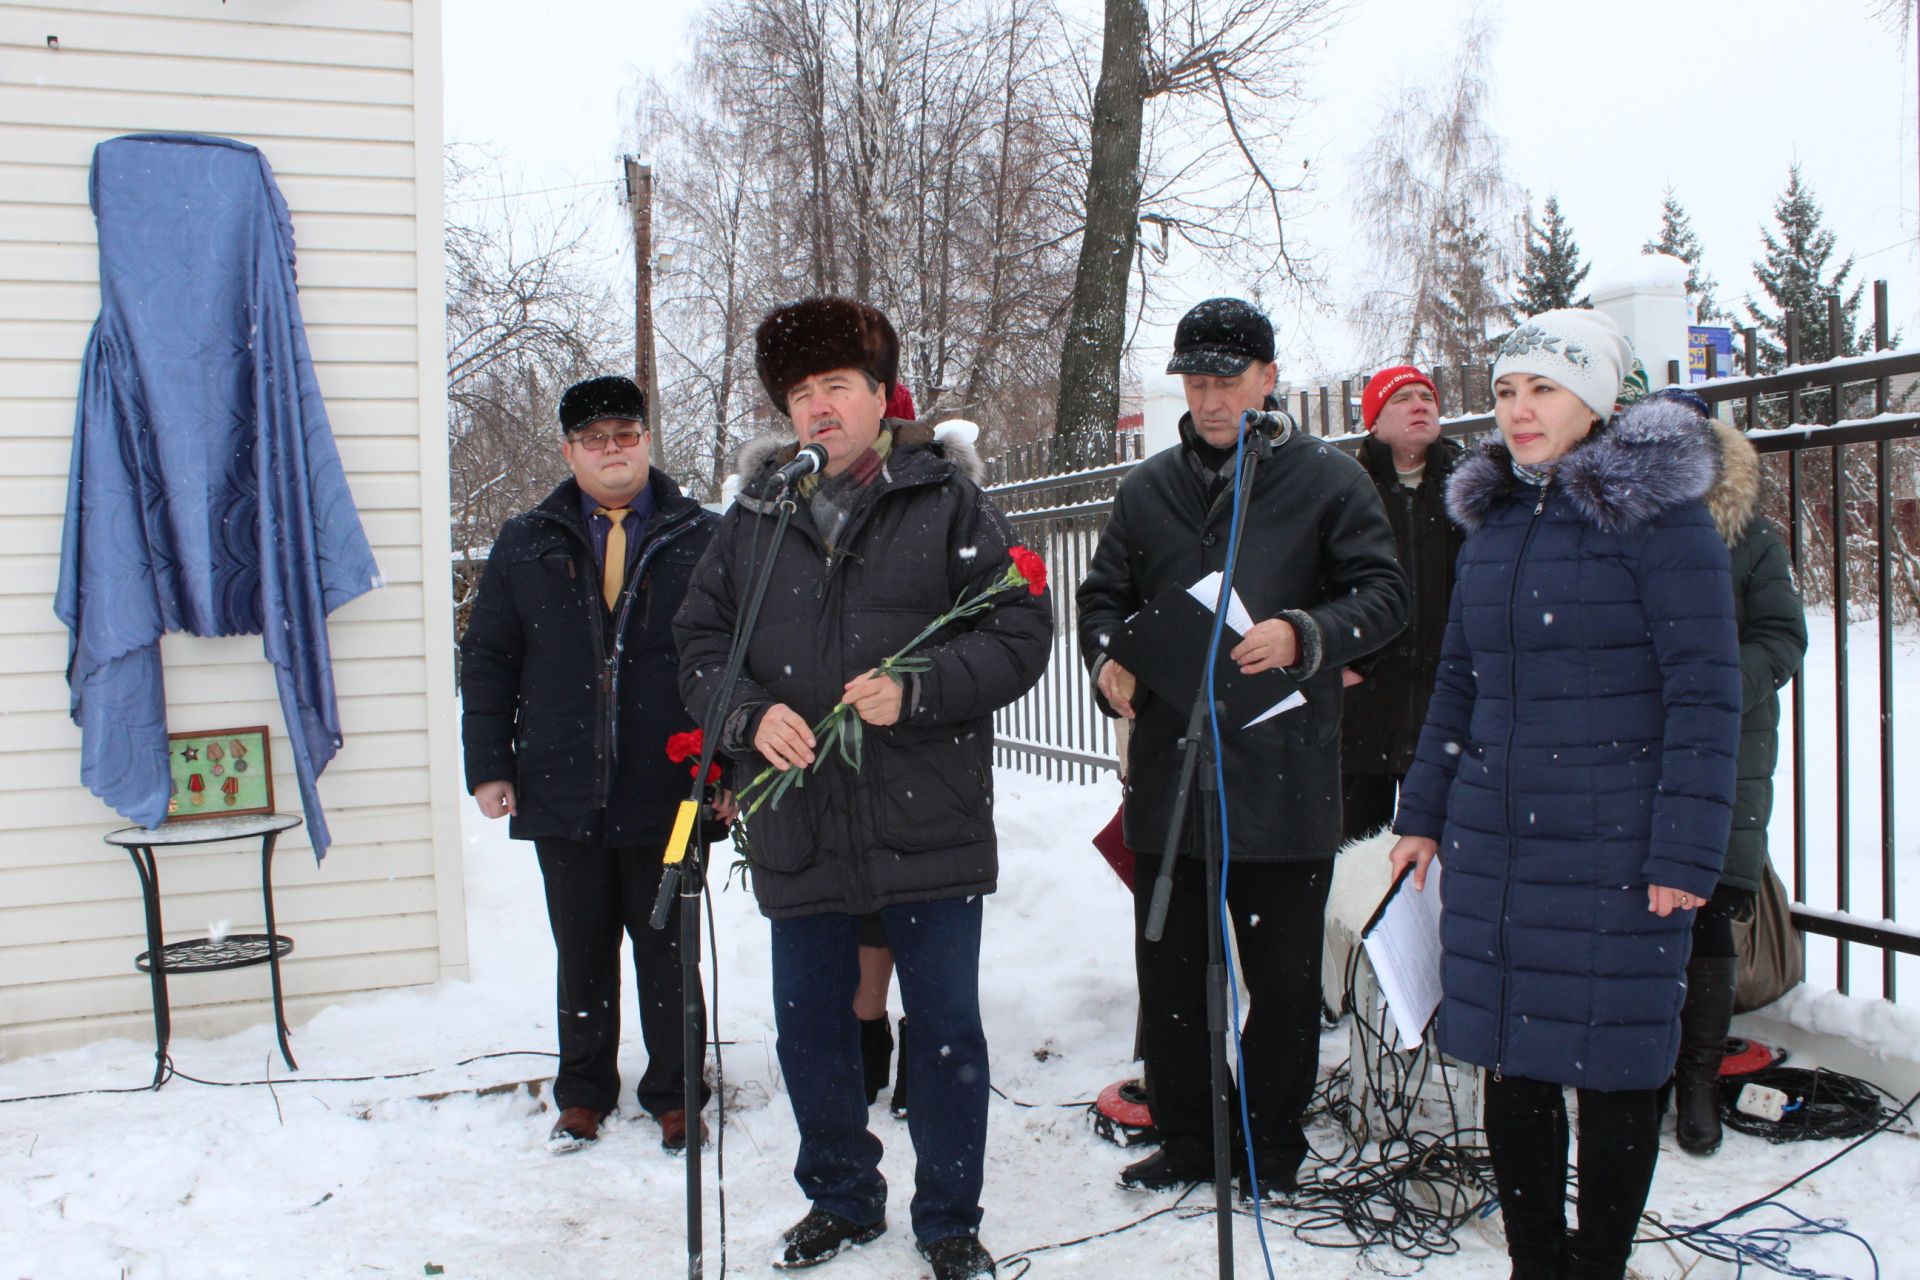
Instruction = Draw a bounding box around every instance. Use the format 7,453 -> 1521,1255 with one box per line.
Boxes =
673,423 -> 1052,919
460,469 -> 718,845
1342,434 -> 1467,777
1392,398 -> 1742,1091
1076,410 -> 1410,862
1704,422 -> 1807,892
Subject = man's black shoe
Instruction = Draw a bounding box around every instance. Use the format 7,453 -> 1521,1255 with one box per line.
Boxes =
917,1233 -> 996,1279
1236,1169 -> 1299,1204
773,1207 -> 886,1270
1118,1148 -> 1208,1191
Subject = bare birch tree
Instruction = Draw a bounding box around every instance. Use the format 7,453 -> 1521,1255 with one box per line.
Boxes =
639,0 -> 1085,470
445,148 -> 627,619
1350,9 -> 1520,367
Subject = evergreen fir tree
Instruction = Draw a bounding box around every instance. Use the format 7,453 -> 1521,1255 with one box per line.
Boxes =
1642,188 -> 1720,322
1745,165 -> 1866,372
1513,194 -> 1590,315
1425,200 -> 1512,366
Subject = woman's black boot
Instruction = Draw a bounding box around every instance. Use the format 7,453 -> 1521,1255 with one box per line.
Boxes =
1675,957 -> 1738,1156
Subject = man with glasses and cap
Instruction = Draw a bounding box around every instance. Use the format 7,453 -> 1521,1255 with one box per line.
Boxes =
460,374 -> 723,1156
1077,298 -> 1407,1197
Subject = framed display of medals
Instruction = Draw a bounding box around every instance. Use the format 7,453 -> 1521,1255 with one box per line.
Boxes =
166,726 -> 274,821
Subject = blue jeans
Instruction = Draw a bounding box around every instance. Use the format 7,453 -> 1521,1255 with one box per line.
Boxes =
770,896 -> 988,1243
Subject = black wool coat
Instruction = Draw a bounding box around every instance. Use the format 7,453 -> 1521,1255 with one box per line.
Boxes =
673,424 -> 1052,919
1076,414 -> 1410,862
1341,434 -> 1467,777
460,469 -> 718,845
1703,423 -> 1808,892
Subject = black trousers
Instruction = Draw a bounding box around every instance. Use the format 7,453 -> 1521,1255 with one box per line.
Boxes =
1340,772 -> 1400,845
1131,856 -> 1332,1183
1484,1073 -> 1662,1279
535,838 -> 710,1117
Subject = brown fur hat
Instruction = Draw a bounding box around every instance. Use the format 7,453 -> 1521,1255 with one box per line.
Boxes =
754,296 -> 899,415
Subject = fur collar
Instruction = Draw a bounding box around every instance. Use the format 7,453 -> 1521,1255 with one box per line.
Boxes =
1446,397 -> 1721,534
1704,421 -> 1762,546
734,420 -> 984,500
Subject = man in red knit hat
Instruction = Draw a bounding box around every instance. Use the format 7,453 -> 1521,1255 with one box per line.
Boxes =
1340,365 -> 1465,841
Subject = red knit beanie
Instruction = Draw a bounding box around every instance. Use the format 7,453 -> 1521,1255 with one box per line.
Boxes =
1361,365 -> 1437,430
886,382 -> 917,420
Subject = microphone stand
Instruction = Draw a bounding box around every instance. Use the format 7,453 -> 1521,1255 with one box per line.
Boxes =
652,487 -> 799,1280
1141,410 -> 1272,1280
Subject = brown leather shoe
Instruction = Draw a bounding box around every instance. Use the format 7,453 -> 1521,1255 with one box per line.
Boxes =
658,1108 -> 708,1153
547,1106 -> 606,1153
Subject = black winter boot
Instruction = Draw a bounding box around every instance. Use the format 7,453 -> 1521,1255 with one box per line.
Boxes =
1566,1087 -> 1661,1280
860,1015 -> 894,1106
1484,1074 -> 1570,1280
1675,956 -> 1738,1156
890,1015 -> 910,1118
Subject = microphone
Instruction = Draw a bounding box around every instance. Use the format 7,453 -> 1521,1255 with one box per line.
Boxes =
766,443 -> 829,491
1240,409 -> 1292,437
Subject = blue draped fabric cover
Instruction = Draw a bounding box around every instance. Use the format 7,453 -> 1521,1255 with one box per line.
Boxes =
54,134 -> 381,859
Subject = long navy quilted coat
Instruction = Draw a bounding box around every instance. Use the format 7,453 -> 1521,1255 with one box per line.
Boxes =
1392,400 -> 1742,1091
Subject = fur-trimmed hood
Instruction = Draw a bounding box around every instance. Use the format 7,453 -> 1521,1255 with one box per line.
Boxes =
733,420 -> 984,502
1704,420 -> 1762,547
1446,397 -> 1721,534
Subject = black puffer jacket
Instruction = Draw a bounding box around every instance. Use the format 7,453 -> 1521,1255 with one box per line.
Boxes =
1076,412 -> 1409,862
1342,434 -> 1467,776
460,469 -> 717,844
1703,422 -> 1808,892
674,423 -> 1052,919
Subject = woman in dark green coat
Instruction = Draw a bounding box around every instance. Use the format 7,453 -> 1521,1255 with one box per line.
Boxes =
1667,391 -> 1808,1157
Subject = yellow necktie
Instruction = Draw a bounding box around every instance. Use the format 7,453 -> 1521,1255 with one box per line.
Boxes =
595,507 -> 629,609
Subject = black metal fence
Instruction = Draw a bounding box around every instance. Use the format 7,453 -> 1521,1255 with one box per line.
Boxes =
988,286 -> 1919,1002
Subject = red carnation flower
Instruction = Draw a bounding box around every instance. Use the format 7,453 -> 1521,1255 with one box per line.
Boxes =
1008,545 -> 1047,596
667,729 -> 722,784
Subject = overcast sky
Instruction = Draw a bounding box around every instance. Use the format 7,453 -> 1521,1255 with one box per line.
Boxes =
442,0 -> 1917,380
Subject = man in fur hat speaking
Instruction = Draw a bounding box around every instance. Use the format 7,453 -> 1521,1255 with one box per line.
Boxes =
674,297 -> 1051,1279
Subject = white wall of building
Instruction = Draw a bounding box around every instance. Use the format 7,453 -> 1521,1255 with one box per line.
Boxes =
0,0 -> 464,1058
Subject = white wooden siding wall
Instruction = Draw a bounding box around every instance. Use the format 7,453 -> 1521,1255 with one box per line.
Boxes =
0,0 -> 465,1059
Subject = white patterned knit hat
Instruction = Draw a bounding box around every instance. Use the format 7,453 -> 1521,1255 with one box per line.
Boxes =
1491,308 -> 1634,421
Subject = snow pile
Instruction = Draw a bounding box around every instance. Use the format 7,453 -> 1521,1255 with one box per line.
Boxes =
1588,252 -> 1691,299
2,770 -> 1917,1279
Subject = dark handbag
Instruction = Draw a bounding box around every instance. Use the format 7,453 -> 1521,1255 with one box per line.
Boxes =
1734,860 -> 1805,1013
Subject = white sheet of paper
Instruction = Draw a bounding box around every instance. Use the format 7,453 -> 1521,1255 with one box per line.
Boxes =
1242,690 -> 1306,728
1361,860 -> 1446,1051
1184,572 -> 1306,728
1186,572 -> 1256,637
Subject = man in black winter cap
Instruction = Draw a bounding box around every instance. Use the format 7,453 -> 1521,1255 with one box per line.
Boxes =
1077,298 -> 1408,1198
460,374 -> 723,1156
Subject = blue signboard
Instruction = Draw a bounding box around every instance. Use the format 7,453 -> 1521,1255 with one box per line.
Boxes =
1689,326 -> 1735,382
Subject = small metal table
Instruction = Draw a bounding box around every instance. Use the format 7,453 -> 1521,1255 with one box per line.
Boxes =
105,812 -> 303,1088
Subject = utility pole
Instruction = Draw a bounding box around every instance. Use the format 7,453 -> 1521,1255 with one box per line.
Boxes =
623,156 -> 661,467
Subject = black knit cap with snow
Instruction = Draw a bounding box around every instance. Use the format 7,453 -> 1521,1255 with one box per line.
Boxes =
1166,297 -> 1276,376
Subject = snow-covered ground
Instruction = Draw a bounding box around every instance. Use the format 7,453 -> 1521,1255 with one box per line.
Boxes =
5,766 -> 1919,1280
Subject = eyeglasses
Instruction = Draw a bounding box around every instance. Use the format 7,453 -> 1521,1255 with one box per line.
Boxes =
570,428 -> 646,452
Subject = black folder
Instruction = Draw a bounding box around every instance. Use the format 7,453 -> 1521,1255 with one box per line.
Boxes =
1101,583 -> 1302,735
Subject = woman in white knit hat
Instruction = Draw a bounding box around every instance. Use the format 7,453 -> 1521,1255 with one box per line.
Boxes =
1386,309 -> 1744,1279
